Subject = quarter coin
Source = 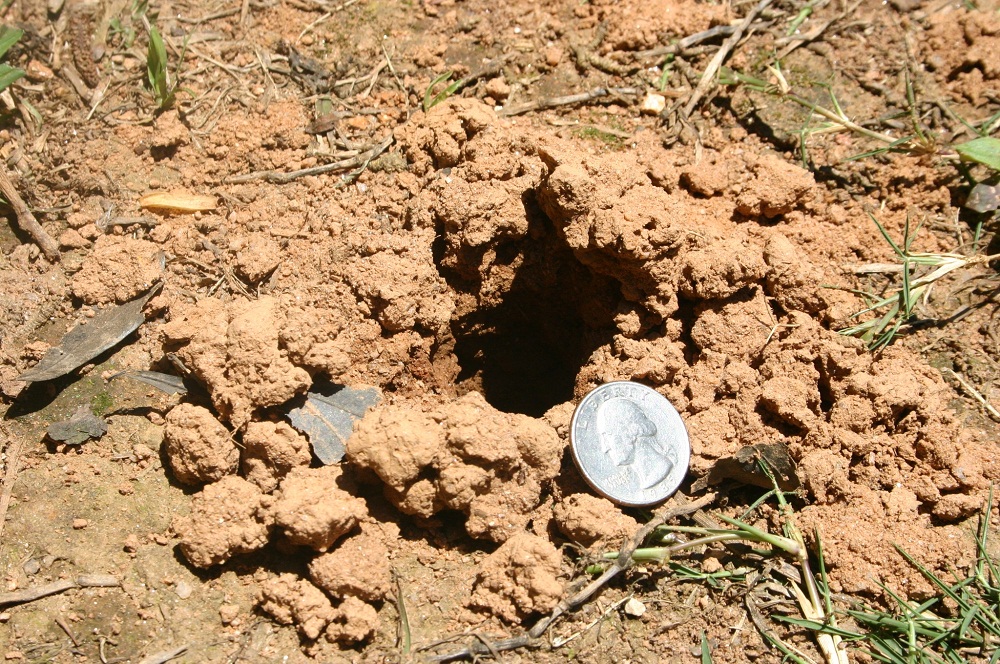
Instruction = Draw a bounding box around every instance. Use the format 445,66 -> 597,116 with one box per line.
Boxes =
570,381 -> 690,507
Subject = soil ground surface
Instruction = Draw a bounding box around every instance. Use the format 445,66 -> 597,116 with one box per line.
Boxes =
1,0 -> 999,662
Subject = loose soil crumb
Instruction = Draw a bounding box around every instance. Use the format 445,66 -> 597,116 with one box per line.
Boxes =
70,236 -> 163,305
552,493 -> 639,548
347,391 -> 563,542
241,420 -> 312,493
272,466 -> 366,552
173,476 -> 275,568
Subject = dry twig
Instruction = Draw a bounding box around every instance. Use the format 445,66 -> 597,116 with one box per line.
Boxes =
225,134 -> 394,184
682,0 -> 774,118
425,492 -> 716,662
0,575 -> 120,608
0,162 -> 59,261
137,644 -> 188,664
501,87 -> 640,117
0,424 -> 22,543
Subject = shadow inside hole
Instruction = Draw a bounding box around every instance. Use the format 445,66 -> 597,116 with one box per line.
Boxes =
445,196 -> 622,417
453,292 -> 582,417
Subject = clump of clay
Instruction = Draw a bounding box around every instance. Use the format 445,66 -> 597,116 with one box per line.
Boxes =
163,403 -> 239,485
347,391 -> 563,542
735,153 -> 815,218
469,533 -> 564,622
259,574 -> 336,640
241,420 -> 311,493
309,523 -> 392,602
162,295 -> 311,427
233,234 -> 281,283
339,246 -> 454,334
272,466 -> 366,552
552,494 -> 638,548
395,97 -> 496,174
324,596 -> 379,644
173,476 -> 274,568
70,236 -> 163,304
258,575 -> 379,645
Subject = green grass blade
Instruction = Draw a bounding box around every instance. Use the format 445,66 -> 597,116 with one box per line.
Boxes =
896,545 -> 1000,639
868,211 -> 904,257
0,25 -> 22,60
422,71 -> 454,112
0,62 -> 23,91
843,135 -> 917,162
700,631 -> 712,664
901,257 -> 914,318
976,487 -> 999,584
146,24 -> 174,108
774,615 -> 865,639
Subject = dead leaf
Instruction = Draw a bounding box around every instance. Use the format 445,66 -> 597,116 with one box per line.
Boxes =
139,191 -> 217,213
18,288 -> 159,383
287,384 -> 382,464
47,405 -> 108,445
113,370 -> 188,395
691,442 -> 800,492
965,182 -> 1000,214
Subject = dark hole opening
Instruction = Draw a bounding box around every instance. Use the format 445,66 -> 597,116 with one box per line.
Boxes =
453,291 -> 583,417
443,198 -> 620,417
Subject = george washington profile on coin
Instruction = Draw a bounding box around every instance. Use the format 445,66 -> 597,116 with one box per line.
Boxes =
595,397 -> 674,491
570,381 -> 690,507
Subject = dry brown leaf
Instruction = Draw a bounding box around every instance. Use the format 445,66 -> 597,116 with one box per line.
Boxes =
139,191 -> 217,213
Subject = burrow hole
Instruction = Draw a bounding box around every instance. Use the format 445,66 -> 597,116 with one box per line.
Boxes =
436,194 -> 623,417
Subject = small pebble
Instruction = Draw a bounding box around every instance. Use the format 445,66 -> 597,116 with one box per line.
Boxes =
175,580 -> 193,599
123,534 -> 141,553
72,519 -> 89,530
623,597 -> 646,617
219,603 -> 239,625
21,559 -> 40,576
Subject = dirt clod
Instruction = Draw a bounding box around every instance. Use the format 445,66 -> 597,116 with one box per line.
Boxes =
272,466 -> 366,552
347,391 -> 562,542
552,494 -> 639,548
173,476 -> 274,568
241,420 -> 312,493
308,522 -> 394,603
163,403 -> 239,485
469,533 -> 564,622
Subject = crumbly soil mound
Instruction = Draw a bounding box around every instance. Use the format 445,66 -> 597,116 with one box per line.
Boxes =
469,533 -> 565,622
161,295 -> 312,428
553,493 -> 640,547
149,98 -> 1000,645
347,390 -> 563,542
172,476 -> 275,568
241,420 -> 312,493
272,466 -> 367,552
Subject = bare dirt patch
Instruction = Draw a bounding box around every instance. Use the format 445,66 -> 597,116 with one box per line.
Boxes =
1,0 -> 999,662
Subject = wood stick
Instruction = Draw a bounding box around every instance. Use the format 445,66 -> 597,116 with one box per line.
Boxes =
0,575 -> 120,607
137,644 -> 188,664
0,162 -> 60,261
500,87 -> 640,117
225,134 -> 393,184
0,425 -> 22,543
682,0 -> 774,118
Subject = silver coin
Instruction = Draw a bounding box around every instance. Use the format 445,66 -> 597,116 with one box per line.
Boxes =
570,381 -> 690,508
